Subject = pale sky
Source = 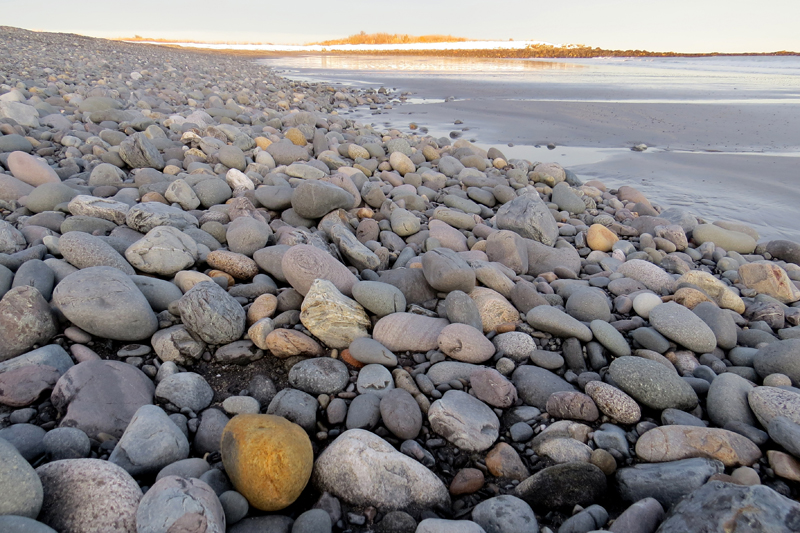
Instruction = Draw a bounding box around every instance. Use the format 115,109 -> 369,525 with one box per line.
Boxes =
2,0 -> 798,53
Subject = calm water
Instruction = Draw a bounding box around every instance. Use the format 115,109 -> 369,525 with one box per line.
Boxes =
258,55 -> 800,240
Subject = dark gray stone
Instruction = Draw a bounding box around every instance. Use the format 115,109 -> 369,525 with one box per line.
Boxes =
512,365 -> 576,410
615,457 -> 724,509
289,357 -> 350,395
471,495 -> 538,533
515,462 -> 606,509
608,356 -> 698,411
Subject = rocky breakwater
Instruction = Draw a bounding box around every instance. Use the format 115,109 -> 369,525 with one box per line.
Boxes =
3,25 -> 800,533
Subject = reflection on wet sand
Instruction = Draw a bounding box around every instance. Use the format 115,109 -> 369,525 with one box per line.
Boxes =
272,55 -> 584,73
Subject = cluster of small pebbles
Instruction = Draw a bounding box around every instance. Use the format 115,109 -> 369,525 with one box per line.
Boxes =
3,25 -> 800,533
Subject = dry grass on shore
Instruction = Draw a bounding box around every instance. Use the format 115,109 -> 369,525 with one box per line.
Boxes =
311,32 -> 468,46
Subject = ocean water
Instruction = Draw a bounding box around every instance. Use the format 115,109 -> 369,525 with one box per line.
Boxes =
258,55 -> 800,240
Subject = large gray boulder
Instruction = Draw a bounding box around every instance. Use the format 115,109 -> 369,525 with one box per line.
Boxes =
496,191 -> 558,246
109,405 -> 190,476
177,281 -> 246,345
52,266 -> 158,341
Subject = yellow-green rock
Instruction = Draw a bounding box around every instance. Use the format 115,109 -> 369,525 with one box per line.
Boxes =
221,414 -> 313,511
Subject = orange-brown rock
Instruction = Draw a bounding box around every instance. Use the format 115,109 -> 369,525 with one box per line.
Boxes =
247,294 -> 278,325
264,329 -> 324,358
672,287 -> 713,310
485,442 -> 530,481
206,250 -> 259,280
449,468 -> 484,495
221,414 -> 313,511
586,224 -> 619,252
768,450 -> 800,482
339,349 -> 364,369
284,128 -> 307,146
635,425 -> 762,467
140,192 -> 169,204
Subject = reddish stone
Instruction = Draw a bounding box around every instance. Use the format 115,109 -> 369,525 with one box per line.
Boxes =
0,364 -> 60,407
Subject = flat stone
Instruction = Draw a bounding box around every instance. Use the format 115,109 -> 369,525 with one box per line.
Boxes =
636,425 -> 761,467
125,226 -> 197,276
282,244 -> 358,297
616,457 -> 724,509
693,224 -> 756,254
0,364 -> 60,407
438,323 -> 495,363
125,202 -> 198,234
470,367 -> 518,408
590,319 -> 631,357
380,388 -> 423,440
288,357 -> 350,395
616,259 -> 676,294
584,381 -> 642,424
7,151 -> 59,186
526,306 -> 592,342
739,262 -> 800,304
677,270 -> 745,313
155,372 -> 214,412
58,231 -> 135,274
373,312 -> 449,352
515,462 -> 606,509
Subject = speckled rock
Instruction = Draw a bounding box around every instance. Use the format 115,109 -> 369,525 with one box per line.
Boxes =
300,279 -> 370,349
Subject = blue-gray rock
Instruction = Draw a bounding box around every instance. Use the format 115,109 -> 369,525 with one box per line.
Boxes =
566,288 -> 611,322
558,504 -> 608,533
219,490 -> 249,525
526,240 -> 582,277
346,393 -> 382,430
52,266 -> 158,341
648,302 -> 717,353
590,319 -> 631,357
526,306 -> 593,342
155,372 -> 214,413
692,302 -> 738,350
42,427 -> 91,460
515,462 -> 606,509
608,356 -> 698,411
136,475 -> 225,533
768,416 -> 800,459
421,248 -> 476,294
288,357 -> 350,395
0,516 -> 57,533
292,508 -> 332,533
0,423 -> 46,462
754,338 -> 800,386
444,290 -> 484,331
229,516 -> 294,533
496,192 -> 558,246
156,458 -> 212,482
551,182 -> 586,214
428,390 -> 500,452
51,359 -> 155,439
471,495 -> 538,533
0,436 -> 43,518
267,388 -> 318,433
706,372 -> 757,428
291,180 -> 354,219
177,281 -> 246,345
193,408 -> 229,456
615,457 -> 723,509
348,337 -> 398,367
109,404 -> 190,476
512,365 -> 576,410
131,275 -> 184,312
416,519 -> 486,533
607,497 -> 664,533
657,480 -> 800,532
351,280 -> 406,318
380,388 -> 422,440
11,258 -> 55,300
0,344 -> 73,376
57,231 -> 135,274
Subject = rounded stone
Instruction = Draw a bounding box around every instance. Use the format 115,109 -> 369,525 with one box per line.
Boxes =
648,302 -> 717,353
633,292 -> 664,319
348,337 -> 398,367
608,356 -> 698,411
566,288 -> 611,322
282,244 -> 358,297
356,364 -> 395,398
492,332 -> 536,362
177,281 -> 246,345
0,436 -> 43,518
428,390 -> 500,452
438,323 -> 496,363
42,427 -> 91,460
351,280 -> 406,318
35,459 -> 142,533
155,372 -> 214,412
590,319 -> 631,358
584,380 -> 641,424
471,495 -> 538,533
136,475 -> 225,533
221,414 -> 313,511
52,266 -> 157,342
288,357 -> 350,395
587,224 -> 619,252
0,285 -> 57,362
380,388 -> 423,440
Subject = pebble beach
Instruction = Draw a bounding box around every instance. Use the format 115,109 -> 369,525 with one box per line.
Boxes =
3,24 -> 800,533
